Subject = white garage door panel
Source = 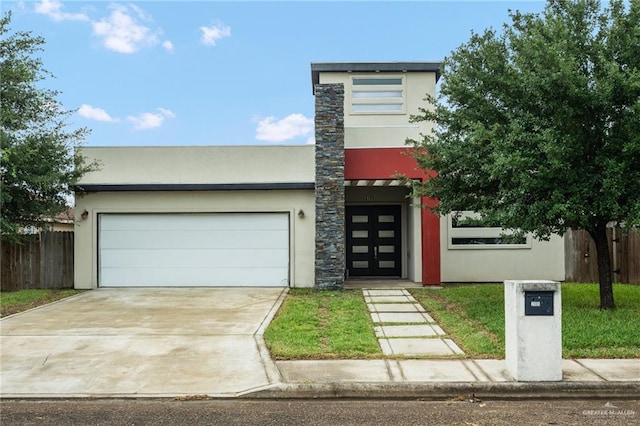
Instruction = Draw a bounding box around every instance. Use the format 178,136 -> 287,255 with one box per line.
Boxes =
100,249 -> 289,268
100,267 -> 289,287
99,213 -> 289,287
101,214 -> 287,231
100,230 -> 288,249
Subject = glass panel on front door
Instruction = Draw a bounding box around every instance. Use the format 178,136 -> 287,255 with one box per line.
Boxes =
346,205 -> 401,277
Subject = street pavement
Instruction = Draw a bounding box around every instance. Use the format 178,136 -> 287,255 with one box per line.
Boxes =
0,287 -> 638,400
2,399 -> 638,425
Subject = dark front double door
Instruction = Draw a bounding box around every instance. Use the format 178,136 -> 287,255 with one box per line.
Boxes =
346,205 -> 401,277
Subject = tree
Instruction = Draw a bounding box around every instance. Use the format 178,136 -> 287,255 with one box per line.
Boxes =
407,0 -> 640,309
1,12 -> 97,239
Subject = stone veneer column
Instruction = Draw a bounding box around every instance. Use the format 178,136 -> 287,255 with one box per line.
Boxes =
314,83 -> 345,290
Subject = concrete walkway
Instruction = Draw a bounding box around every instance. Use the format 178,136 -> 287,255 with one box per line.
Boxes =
365,289 -> 464,356
268,357 -> 640,399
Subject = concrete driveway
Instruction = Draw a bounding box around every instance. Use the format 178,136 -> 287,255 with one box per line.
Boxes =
0,288 -> 286,397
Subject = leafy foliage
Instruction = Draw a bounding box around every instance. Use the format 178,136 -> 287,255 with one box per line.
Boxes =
408,0 -> 640,309
0,12 -> 97,239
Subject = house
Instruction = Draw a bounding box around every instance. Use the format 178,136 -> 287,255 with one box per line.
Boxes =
73,62 -> 564,289
45,208 -> 75,232
22,208 -> 75,234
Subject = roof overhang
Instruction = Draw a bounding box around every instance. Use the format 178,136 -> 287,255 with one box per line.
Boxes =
73,183 -> 315,192
311,61 -> 442,94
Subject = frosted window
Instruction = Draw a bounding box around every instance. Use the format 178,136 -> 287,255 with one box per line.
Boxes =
353,91 -> 402,98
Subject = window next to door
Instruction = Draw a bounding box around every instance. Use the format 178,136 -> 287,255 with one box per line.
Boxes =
447,211 -> 531,249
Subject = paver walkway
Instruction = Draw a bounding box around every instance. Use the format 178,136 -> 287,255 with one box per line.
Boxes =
364,289 -> 465,357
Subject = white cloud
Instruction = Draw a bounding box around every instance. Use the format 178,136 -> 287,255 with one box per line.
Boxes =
77,104 -> 117,122
127,108 -> 175,130
92,4 -> 159,53
306,136 -> 316,145
255,113 -> 314,143
35,0 -> 89,22
127,4 -> 151,21
200,23 -> 231,46
157,107 -> 176,119
162,40 -> 174,52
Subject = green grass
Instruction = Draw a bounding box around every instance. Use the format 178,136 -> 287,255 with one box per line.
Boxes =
265,283 -> 640,360
561,284 -> 640,358
411,285 -> 505,358
0,289 -> 84,317
411,283 -> 640,359
264,289 -> 381,359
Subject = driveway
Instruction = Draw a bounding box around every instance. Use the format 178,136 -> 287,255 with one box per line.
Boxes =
0,288 -> 286,397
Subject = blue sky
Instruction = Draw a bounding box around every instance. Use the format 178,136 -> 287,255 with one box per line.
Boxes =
5,1 -> 546,146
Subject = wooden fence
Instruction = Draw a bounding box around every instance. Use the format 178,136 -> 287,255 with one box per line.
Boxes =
1,232 -> 74,291
565,227 -> 640,284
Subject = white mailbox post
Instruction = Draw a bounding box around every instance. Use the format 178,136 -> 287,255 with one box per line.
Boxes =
504,280 -> 562,381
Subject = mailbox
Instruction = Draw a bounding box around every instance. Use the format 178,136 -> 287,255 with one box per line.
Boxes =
524,291 -> 554,316
505,281 -> 561,381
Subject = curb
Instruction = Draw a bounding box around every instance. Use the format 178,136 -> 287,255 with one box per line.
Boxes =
1,382 -> 638,401
243,381 -> 640,400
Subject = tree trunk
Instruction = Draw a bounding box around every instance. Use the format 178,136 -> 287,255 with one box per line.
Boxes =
588,223 -> 615,310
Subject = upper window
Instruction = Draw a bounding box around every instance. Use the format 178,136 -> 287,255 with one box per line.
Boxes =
448,211 -> 530,250
351,76 -> 405,114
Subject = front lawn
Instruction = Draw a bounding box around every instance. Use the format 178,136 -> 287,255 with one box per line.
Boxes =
264,283 -> 640,359
0,289 -> 84,317
264,289 -> 380,359
412,283 -> 640,358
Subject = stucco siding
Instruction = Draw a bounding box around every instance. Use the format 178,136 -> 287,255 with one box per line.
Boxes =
78,146 -> 315,185
318,72 -> 435,148
344,126 -> 423,148
439,217 -> 565,282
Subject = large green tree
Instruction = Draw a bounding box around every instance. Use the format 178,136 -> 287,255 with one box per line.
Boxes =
407,0 -> 640,309
1,12 -> 96,239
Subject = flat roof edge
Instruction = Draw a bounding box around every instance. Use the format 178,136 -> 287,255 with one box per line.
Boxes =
311,61 -> 442,72
73,183 -> 315,192
79,145 -> 315,150
311,61 -> 442,93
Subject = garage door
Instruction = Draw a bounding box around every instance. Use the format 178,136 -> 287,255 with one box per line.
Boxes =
99,213 -> 289,287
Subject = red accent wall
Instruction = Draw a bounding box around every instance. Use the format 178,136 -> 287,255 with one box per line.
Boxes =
345,148 -> 441,285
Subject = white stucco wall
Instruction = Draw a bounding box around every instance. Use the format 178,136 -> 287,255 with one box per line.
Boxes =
318,72 -> 436,148
74,190 -> 316,289
439,217 -> 565,282
79,145 -> 315,185
74,146 -> 317,289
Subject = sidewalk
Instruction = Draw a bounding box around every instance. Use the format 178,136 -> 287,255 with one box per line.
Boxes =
249,287 -> 640,400
255,358 -> 640,399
